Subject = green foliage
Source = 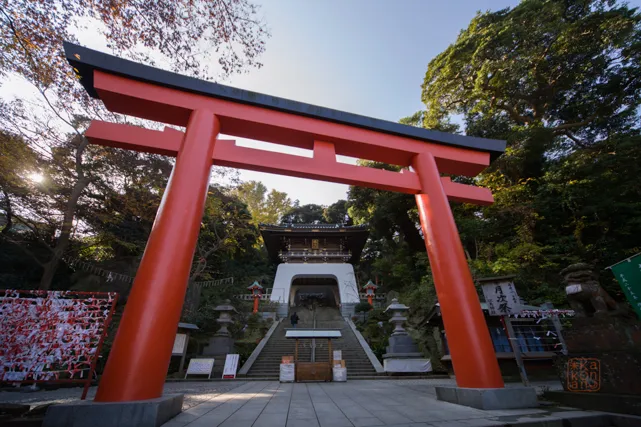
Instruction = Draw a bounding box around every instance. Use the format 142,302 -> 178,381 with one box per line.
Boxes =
355,308 -> 392,362
233,181 -> 292,225
281,203 -> 325,224
354,301 -> 373,313
410,0 -> 641,305
422,0 -> 641,161
345,0 -> 641,363
280,200 -> 351,225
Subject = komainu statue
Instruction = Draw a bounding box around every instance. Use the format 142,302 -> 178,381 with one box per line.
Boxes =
561,263 -> 621,317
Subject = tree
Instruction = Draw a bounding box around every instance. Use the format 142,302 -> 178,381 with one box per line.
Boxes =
421,0 -> 641,178
280,203 -> 326,224
323,200 -> 352,224
280,200 -> 353,225
0,1 -> 269,289
233,181 -> 292,225
412,0 -> 641,304
1,0 -> 268,95
346,0 -> 641,328
183,186 -> 261,316
348,162 -> 424,253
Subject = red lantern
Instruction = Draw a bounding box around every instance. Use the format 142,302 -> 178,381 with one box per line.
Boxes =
247,281 -> 264,314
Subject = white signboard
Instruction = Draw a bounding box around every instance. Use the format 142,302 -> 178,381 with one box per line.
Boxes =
172,333 -> 187,355
482,281 -> 521,316
185,358 -> 215,379
222,354 -> 240,379
333,350 -> 342,361
332,367 -> 347,382
280,363 -> 295,382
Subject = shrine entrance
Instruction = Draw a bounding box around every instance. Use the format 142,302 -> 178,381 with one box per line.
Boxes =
291,277 -> 340,309
64,41 -> 506,403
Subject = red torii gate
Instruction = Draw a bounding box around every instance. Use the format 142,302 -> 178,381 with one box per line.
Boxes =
64,42 -> 506,402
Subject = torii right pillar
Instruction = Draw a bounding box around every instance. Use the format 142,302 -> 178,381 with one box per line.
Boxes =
413,152 -> 537,409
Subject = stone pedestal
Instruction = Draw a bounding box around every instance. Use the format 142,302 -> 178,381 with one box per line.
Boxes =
435,386 -> 537,410
202,336 -> 234,377
43,394 -> 183,427
555,317 -> 641,395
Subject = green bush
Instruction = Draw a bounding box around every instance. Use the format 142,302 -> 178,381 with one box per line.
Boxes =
355,301 -> 373,313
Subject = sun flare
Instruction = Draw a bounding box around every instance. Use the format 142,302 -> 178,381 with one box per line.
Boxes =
29,172 -> 44,183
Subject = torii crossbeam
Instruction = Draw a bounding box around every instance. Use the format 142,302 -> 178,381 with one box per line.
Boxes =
65,42 -> 506,402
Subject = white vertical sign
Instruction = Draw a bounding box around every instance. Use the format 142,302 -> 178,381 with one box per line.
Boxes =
222,354 -> 240,379
482,281 -> 521,316
172,333 -> 187,355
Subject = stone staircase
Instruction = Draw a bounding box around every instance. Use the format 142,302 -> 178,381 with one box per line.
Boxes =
244,307 -> 379,379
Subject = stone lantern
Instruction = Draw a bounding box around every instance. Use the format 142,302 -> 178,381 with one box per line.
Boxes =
214,300 -> 237,337
382,298 -> 432,374
385,298 -> 409,336
202,300 -> 237,371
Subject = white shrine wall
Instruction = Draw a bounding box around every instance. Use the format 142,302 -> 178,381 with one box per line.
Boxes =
269,263 -> 360,318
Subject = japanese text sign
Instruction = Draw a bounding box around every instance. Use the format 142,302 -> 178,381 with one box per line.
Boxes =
481,281 -> 521,316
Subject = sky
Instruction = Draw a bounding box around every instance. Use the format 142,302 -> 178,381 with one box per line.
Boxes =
223,0 -> 523,205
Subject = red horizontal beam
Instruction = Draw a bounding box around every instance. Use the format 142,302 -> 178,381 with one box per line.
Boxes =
93,71 -> 490,177
440,177 -> 493,205
86,121 -> 493,205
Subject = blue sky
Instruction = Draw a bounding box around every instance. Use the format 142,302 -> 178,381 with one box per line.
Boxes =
225,0 -> 525,205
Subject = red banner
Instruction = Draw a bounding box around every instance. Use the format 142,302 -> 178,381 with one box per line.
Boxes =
0,290 -> 117,389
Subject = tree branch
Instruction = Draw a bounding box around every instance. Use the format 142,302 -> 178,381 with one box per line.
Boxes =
550,114 -> 598,132
559,131 -> 590,149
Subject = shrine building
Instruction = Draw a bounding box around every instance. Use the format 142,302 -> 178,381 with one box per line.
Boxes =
260,223 -> 368,317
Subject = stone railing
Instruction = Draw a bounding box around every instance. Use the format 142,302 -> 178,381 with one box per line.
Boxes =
279,250 -> 352,262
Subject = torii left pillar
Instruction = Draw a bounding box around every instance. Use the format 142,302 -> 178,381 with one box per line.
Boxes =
94,110 -> 219,402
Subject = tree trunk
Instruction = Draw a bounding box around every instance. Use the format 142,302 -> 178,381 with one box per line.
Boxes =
1,189 -> 12,235
38,177 -> 89,290
398,211 -> 425,253
184,282 -> 203,316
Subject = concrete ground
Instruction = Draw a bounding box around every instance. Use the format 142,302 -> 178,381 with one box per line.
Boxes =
0,379 -> 623,426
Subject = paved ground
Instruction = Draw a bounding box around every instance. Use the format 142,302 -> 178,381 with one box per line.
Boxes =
1,379 -> 618,426
0,381 -> 246,411
155,380 -> 606,427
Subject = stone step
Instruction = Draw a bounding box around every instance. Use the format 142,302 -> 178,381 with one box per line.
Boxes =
247,311 -> 378,377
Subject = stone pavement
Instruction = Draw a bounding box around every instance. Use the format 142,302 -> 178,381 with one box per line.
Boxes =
0,381 -> 246,411
158,380 -> 613,427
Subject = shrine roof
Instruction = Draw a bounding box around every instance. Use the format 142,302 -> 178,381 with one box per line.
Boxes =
64,42 -> 505,160
259,223 -> 369,264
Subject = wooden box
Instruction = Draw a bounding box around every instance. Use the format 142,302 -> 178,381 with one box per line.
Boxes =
296,362 -> 331,382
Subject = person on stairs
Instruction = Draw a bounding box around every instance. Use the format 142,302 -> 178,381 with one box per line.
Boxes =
290,312 -> 299,328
